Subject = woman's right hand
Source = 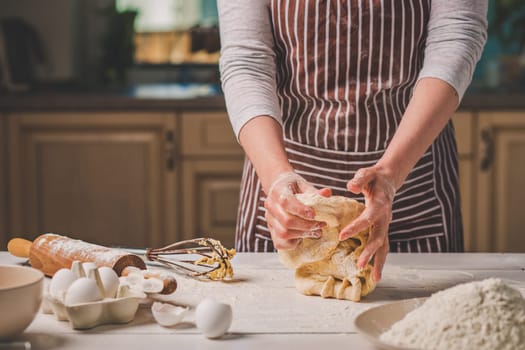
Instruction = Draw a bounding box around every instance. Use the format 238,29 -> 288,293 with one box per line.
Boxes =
264,172 -> 331,250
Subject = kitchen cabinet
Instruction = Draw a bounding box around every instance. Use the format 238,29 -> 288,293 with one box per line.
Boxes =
180,112 -> 244,248
7,112 -> 177,248
3,110 -> 244,250
182,159 -> 244,248
0,115 -> 7,250
454,111 -> 525,253
2,105 -> 524,253
475,111 -> 525,253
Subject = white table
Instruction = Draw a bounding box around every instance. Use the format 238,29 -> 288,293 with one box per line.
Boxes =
2,252 -> 524,350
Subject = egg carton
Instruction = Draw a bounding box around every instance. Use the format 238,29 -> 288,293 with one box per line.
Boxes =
43,287 -> 146,329
41,261 -> 161,330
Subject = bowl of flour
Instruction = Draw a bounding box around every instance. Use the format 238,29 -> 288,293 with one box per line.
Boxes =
354,278 -> 525,350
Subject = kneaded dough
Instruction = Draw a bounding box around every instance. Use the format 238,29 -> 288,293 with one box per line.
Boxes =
278,193 -> 376,302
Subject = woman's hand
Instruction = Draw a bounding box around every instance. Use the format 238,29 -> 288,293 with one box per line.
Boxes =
339,166 -> 397,282
265,172 -> 331,250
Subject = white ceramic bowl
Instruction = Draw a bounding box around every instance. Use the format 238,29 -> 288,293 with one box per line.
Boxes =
0,265 -> 44,339
354,298 -> 427,350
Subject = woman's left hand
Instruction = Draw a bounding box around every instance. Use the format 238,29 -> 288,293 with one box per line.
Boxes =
339,166 -> 397,283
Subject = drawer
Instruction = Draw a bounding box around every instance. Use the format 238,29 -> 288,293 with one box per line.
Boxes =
181,112 -> 243,157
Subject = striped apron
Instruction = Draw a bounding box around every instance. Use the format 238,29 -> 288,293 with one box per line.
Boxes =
235,0 -> 463,253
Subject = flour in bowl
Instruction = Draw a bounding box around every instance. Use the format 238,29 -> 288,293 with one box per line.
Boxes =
380,278 -> 525,350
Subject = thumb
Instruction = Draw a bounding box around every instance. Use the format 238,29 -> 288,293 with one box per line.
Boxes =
318,187 -> 332,197
298,179 -> 319,194
347,168 -> 375,194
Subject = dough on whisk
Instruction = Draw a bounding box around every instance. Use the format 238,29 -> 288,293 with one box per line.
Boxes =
278,193 -> 376,302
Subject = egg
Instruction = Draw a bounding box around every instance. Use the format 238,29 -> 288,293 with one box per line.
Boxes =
151,302 -> 188,327
195,299 -> 232,338
120,271 -> 145,293
65,277 -> 103,306
142,278 -> 164,294
97,267 -> 120,298
49,268 -> 78,301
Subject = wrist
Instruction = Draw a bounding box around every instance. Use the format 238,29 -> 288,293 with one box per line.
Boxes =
259,164 -> 295,194
373,161 -> 404,191
237,115 -> 295,193
266,170 -> 300,197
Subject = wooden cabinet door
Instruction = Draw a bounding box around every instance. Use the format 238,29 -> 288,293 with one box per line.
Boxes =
182,160 -> 244,249
7,112 -> 177,248
476,112 -> 525,252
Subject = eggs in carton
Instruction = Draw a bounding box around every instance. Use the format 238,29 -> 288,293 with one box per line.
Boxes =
43,261 -> 156,329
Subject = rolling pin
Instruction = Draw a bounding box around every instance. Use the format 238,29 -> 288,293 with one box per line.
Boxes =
8,233 -> 177,294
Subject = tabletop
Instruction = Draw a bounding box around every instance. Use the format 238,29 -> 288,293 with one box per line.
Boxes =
1,252 -> 524,350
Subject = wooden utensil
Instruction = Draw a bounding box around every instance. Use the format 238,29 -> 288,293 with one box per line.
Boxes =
7,234 -> 146,276
7,234 -> 177,294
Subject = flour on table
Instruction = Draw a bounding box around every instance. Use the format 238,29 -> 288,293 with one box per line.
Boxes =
380,278 -> 525,350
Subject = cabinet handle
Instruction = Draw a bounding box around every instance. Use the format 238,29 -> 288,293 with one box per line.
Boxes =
480,129 -> 494,172
166,130 -> 176,171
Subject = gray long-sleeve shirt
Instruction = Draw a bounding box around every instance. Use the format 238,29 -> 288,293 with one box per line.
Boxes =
218,0 -> 488,139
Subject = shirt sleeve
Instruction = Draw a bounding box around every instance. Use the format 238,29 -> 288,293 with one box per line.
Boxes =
416,0 -> 488,102
217,0 -> 282,140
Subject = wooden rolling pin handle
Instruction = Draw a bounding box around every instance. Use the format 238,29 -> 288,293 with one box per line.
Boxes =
7,238 -> 32,258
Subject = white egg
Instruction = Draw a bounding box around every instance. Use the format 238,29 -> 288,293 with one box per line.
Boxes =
49,268 -> 78,301
151,302 -> 188,327
124,271 -> 144,286
65,277 -> 103,306
142,278 -> 164,294
120,272 -> 145,293
97,267 -> 120,298
195,299 -> 232,339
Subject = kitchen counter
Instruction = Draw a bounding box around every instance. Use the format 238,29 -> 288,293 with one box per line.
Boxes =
0,92 -> 226,112
1,252 -> 524,350
1,87 -> 525,112
461,91 -> 525,110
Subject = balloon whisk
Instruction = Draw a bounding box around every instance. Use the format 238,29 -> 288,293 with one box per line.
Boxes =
146,238 -> 236,280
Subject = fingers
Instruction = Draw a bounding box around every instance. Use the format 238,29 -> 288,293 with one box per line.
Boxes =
267,211 -> 322,239
357,218 -> 388,269
268,222 -> 301,250
273,193 -> 315,219
273,238 -> 301,250
339,206 -> 390,282
265,173 -> 334,250
265,197 -> 324,250
266,212 -> 320,250
339,207 -> 374,241
265,172 -> 336,250
372,238 -> 389,282
265,196 -> 322,231
266,172 -> 315,219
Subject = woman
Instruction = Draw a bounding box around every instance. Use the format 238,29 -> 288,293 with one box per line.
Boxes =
218,0 -> 487,282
